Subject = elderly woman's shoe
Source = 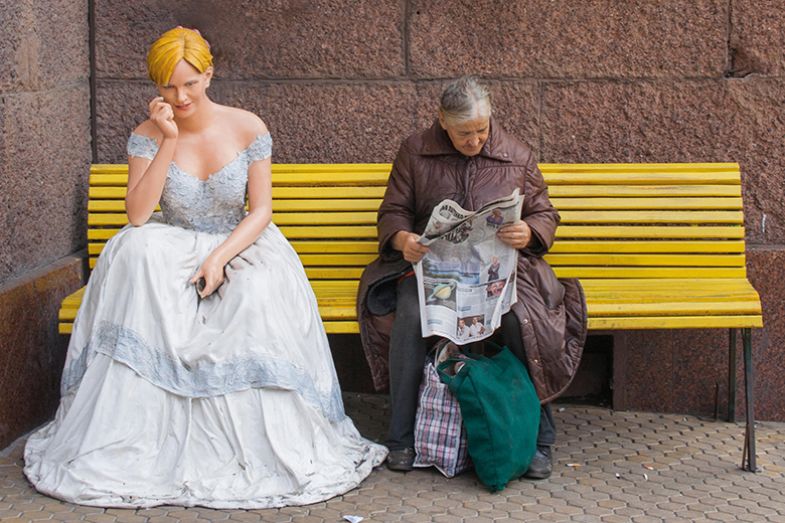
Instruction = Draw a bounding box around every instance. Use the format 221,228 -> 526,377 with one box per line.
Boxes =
386,447 -> 416,471
524,446 -> 552,479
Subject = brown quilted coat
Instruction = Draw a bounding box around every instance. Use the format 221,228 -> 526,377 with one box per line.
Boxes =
356,119 -> 587,403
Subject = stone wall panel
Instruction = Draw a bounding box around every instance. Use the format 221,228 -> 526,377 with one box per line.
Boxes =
409,0 -> 728,79
95,0 -> 405,80
731,0 -> 785,76
0,86 -> 91,284
0,0 -> 88,93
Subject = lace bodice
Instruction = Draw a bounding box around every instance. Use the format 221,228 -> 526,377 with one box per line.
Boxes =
127,133 -> 272,233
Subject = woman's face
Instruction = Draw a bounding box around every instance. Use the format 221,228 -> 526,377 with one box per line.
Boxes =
157,59 -> 213,119
439,114 -> 490,157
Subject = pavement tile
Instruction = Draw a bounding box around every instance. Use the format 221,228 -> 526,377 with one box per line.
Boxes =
1,397 -> 784,522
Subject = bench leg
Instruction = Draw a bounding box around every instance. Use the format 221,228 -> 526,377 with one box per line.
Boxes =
728,329 -> 737,422
741,328 -> 757,472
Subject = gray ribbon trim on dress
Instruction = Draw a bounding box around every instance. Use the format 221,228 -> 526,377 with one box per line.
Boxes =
61,321 -> 346,422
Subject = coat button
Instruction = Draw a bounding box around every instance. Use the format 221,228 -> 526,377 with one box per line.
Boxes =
523,319 -> 529,324
503,152 -> 508,157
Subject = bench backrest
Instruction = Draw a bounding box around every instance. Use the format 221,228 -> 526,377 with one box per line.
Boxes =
87,163 -> 747,280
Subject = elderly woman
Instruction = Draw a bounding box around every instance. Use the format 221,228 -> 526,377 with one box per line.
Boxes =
357,77 -> 587,476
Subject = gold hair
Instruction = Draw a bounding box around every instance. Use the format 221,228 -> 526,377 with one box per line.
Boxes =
147,27 -> 213,85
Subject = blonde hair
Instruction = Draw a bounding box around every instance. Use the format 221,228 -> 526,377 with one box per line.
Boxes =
147,27 -> 213,85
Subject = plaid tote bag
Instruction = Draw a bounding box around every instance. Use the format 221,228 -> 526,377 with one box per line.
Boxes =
413,342 -> 471,477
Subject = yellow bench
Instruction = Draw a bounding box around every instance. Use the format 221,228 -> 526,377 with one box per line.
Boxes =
59,162 -> 762,471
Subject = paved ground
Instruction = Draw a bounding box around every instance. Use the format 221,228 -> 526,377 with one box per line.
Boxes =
2,393 -> 785,522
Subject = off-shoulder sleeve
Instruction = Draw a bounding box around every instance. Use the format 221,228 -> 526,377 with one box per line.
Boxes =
127,133 -> 159,160
246,133 -> 273,162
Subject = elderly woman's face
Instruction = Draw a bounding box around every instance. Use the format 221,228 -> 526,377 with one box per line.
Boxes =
440,115 -> 490,157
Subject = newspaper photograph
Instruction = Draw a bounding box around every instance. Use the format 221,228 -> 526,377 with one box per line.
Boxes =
414,189 -> 524,345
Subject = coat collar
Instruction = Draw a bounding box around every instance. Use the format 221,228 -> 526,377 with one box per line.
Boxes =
417,117 -> 513,163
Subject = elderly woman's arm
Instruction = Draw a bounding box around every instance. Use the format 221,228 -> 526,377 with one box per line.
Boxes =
377,144 -> 428,262
520,154 -> 560,255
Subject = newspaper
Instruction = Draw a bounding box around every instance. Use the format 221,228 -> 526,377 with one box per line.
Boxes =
414,189 -> 524,345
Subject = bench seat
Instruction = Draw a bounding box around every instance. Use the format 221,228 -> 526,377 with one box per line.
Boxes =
57,162 -> 762,471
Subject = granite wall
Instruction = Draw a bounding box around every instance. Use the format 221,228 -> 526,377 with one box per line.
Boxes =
0,0 -> 91,447
2,1 -> 782,434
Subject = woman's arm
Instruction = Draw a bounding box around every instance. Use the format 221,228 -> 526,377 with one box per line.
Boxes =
191,141 -> 273,298
125,98 -> 179,226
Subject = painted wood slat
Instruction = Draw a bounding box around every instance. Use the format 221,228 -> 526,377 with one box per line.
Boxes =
555,226 -> 744,239
87,197 -> 745,214
87,226 -> 380,241
88,239 -> 747,257
587,315 -> 762,329
91,185 -> 744,200
547,185 -> 742,197
554,267 -> 747,278
549,240 -> 746,253
544,254 -> 746,267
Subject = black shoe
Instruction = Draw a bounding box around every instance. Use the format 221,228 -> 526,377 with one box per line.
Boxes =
524,446 -> 552,480
386,447 -> 416,472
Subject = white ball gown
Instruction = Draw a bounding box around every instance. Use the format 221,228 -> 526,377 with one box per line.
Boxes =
23,133 -> 388,508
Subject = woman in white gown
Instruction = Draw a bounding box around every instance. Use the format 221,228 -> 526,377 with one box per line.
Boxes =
24,27 -> 387,509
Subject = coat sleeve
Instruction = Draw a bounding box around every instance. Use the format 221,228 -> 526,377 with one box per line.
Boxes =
377,143 -> 416,258
522,154 -> 560,256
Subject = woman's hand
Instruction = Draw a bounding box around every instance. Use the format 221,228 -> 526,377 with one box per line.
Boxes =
393,231 -> 430,263
149,96 -> 178,139
497,221 -> 532,250
190,255 -> 225,299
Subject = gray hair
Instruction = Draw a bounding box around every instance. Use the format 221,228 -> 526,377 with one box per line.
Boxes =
439,76 -> 492,123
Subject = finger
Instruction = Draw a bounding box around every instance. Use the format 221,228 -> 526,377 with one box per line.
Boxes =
190,268 -> 204,284
149,97 -> 164,111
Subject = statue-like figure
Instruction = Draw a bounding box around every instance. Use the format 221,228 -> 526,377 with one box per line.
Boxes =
24,27 -> 386,508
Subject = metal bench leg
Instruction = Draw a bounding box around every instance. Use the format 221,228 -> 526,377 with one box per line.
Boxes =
728,329 -> 736,422
741,328 -> 757,472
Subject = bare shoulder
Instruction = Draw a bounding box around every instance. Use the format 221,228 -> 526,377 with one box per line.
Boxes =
132,120 -> 163,142
222,106 -> 269,142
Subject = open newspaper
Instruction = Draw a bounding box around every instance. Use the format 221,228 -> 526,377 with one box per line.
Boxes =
414,189 -> 523,345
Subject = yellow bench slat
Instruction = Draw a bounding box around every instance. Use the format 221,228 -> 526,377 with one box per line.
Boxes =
90,186 -> 389,200
543,172 -> 740,185
89,212 -> 380,227
548,185 -> 741,197
88,197 -> 745,214
540,162 -> 739,173
89,241 -> 379,256
555,267 -> 746,278
88,239 -> 746,257
549,240 -> 745,254
88,200 -> 385,213
588,301 -> 761,317
550,197 -> 742,211
557,210 -> 743,224
88,210 -> 744,228
555,226 -> 744,239
88,226 -> 380,241
587,315 -> 762,330
545,254 -> 745,267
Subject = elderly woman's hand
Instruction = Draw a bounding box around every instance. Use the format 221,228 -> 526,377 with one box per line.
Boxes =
392,231 -> 430,263
497,221 -> 532,250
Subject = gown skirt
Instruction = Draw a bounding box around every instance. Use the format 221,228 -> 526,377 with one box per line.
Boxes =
24,218 -> 388,508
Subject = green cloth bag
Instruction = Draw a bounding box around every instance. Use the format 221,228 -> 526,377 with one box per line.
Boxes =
438,343 -> 540,492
